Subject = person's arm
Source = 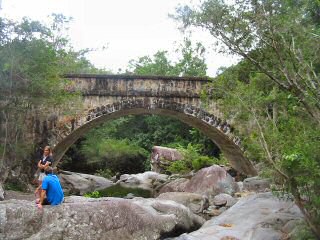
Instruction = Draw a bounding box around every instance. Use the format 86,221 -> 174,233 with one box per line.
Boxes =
37,189 -> 46,208
34,185 -> 40,194
40,189 -> 46,204
37,189 -> 46,209
43,161 -> 51,168
37,160 -> 42,169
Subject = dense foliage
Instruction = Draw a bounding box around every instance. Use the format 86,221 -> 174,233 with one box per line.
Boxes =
0,15 -> 98,183
166,144 -> 226,174
174,0 -> 320,237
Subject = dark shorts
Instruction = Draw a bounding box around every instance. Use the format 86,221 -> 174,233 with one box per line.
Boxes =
42,198 -> 50,205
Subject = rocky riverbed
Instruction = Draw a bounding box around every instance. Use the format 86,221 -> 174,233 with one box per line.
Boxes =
0,166 -> 310,239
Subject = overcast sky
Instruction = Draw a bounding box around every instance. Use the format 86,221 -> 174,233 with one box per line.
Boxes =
1,0 -> 238,76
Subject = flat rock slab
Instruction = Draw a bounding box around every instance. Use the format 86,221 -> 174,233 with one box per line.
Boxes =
175,192 -> 303,240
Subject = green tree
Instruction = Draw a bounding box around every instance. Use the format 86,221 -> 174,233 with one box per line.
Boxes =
175,0 -> 320,124
174,1 -> 320,236
126,37 -> 207,77
80,138 -> 148,175
0,15 -> 97,183
201,60 -> 320,237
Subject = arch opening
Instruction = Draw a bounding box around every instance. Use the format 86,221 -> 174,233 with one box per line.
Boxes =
52,100 -> 257,176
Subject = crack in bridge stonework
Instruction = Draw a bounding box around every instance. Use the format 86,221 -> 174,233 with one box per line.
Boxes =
47,74 -> 257,176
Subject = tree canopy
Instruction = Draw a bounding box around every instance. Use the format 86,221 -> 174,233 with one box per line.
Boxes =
174,0 -> 320,237
0,15 -> 98,182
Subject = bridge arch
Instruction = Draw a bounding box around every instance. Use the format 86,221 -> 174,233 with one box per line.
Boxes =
52,99 -> 257,176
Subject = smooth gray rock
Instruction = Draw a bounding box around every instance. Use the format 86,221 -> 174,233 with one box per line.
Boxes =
157,192 -> 209,214
0,196 -> 205,240
212,193 -> 237,207
184,165 -> 239,197
118,171 -> 168,191
175,192 -> 303,240
59,171 -> 114,195
157,178 -> 190,196
243,176 -> 271,192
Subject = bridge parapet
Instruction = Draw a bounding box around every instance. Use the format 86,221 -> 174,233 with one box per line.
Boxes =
64,74 -> 209,98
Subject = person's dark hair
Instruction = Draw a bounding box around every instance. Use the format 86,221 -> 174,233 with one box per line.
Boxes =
44,166 -> 53,175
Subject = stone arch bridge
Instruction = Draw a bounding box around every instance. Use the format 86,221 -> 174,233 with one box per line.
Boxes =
46,74 -> 257,176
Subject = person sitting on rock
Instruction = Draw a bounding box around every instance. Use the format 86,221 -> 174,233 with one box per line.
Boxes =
36,166 -> 64,208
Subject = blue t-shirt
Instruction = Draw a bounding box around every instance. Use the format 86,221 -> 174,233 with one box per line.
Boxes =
42,174 -> 64,205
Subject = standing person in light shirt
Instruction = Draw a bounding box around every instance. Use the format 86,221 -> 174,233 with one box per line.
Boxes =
34,146 -> 53,197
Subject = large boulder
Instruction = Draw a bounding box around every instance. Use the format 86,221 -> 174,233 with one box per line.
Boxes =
157,192 -> 209,214
0,196 -> 205,240
59,171 -> 114,195
157,178 -> 190,196
175,192 -> 304,240
184,165 -> 239,198
151,146 -> 183,173
118,171 -> 168,191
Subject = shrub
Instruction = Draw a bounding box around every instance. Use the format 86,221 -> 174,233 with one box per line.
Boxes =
192,156 -> 218,171
95,169 -> 114,179
84,190 -> 101,198
167,160 -> 190,174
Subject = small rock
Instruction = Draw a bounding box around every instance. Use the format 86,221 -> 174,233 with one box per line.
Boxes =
124,193 -> 135,199
212,193 -> 237,208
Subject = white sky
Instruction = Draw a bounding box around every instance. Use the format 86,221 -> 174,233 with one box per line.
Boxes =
1,0 -> 238,76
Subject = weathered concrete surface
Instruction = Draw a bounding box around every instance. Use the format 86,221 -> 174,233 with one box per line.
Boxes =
175,192 -> 303,240
0,196 -> 205,240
